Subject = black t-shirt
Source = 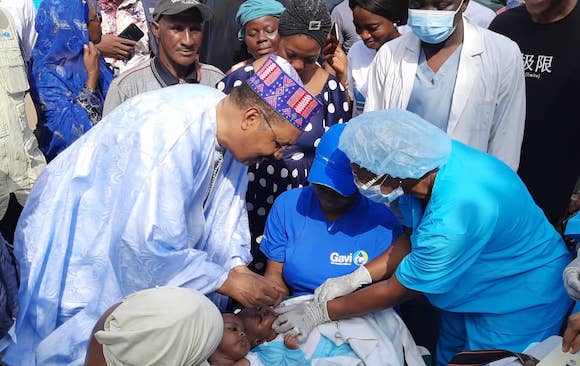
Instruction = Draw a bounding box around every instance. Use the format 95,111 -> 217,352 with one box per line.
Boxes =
490,4 -> 580,224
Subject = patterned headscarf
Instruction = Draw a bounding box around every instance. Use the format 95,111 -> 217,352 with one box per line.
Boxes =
31,0 -> 113,160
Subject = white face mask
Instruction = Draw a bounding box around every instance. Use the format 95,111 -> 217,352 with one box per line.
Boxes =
354,175 -> 405,204
407,0 -> 465,44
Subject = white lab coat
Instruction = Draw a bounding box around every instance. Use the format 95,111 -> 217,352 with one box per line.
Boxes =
365,16 -> 525,171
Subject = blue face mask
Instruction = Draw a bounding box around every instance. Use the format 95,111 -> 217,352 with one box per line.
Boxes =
354,177 -> 405,204
407,0 -> 464,44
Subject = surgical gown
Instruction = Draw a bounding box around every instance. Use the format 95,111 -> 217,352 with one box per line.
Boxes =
396,141 -> 572,365
5,85 -> 251,365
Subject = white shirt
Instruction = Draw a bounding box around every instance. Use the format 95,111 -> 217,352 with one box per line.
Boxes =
0,0 -> 36,61
365,16 -> 526,171
347,40 -> 376,118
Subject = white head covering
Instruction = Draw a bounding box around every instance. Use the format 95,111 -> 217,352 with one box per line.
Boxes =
339,109 -> 452,179
95,287 -> 223,366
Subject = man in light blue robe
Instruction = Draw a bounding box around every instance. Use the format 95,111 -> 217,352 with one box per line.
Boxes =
5,56 -> 322,365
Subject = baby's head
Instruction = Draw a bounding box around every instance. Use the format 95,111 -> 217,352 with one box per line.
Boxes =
209,313 -> 251,364
208,308 -> 279,365
238,307 -> 278,347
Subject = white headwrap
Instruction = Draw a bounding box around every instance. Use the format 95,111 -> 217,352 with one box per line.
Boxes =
95,287 -> 223,366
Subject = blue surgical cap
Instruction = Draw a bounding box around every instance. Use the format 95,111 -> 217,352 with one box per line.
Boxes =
339,109 -> 452,179
236,0 -> 285,41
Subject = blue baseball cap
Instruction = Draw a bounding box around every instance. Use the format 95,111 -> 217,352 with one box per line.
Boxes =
308,124 -> 357,196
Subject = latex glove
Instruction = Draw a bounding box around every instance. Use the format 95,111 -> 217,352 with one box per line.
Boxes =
564,254 -> 580,301
314,265 -> 371,303
272,301 -> 330,342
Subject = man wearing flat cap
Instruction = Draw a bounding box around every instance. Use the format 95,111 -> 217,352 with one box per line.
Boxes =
103,0 -> 225,115
5,56 -> 322,365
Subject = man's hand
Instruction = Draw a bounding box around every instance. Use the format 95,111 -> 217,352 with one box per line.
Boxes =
563,312 -> 580,353
95,34 -> 137,60
272,301 -> 330,343
219,266 -> 285,308
314,265 -> 371,303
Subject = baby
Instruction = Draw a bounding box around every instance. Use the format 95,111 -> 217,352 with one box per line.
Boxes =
208,313 -> 251,366
208,307 -> 304,366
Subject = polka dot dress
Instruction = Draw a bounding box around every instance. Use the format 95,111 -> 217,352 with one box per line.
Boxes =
218,65 -> 350,274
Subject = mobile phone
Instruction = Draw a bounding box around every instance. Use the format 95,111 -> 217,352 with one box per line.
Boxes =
326,22 -> 340,54
118,23 -> 144,42
330,22 -> 340,43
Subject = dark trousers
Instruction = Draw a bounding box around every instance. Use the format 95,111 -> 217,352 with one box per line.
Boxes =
0,193 -> 24,247
399,295 -> 442,359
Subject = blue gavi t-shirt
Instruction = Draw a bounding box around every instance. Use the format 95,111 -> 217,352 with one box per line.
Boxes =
261,186 -> 403,296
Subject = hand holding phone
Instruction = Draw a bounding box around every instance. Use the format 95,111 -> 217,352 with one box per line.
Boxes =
330,22 -> 340,44
326,23 -> 340,54
322,23 -> 348,86
118,23 -> 144,42
95,34 -> 137,60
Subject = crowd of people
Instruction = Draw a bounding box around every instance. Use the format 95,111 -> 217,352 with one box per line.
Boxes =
0,0 -> 578,364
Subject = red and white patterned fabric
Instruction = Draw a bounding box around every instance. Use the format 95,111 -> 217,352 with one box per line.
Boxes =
247,56 -> 321,131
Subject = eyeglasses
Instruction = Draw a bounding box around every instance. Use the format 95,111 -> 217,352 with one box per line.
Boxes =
355,173 -> 388,190
258,108 -> 289,151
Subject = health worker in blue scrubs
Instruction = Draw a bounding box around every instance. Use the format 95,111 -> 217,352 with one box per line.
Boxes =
563,212 -> 580,354
272,109 -> 572,366
261,123 -> 411,298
